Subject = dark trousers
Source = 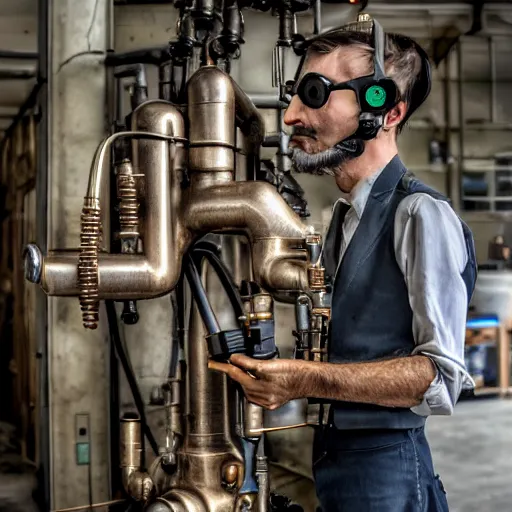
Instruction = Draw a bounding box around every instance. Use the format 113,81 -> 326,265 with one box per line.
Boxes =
313,426 -> 449,512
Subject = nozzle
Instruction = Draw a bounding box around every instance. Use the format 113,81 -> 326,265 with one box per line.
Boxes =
23,244 -> 42,284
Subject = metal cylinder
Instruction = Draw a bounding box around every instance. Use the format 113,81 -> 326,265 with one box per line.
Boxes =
295,295 -> 310,332
252,293 -> 273,315
305,234 -> 322,266
116,159 -> 140,241
187,66 -> 236,173
244,401 -> 264,438
120,414 -> 142,469
308,267 -> 325,291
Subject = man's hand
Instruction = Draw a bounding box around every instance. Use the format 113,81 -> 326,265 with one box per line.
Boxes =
210,353 -> 437,410
208,354 -> 307,410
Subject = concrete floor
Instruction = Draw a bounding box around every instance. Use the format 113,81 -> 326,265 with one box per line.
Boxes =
427,397 -> 512,512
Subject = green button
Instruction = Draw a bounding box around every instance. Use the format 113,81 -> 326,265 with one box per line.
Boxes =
76,442 -> 90,465
365,85 -> 386,108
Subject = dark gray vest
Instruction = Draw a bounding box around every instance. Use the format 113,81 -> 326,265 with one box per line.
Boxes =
322,155 -> 476,430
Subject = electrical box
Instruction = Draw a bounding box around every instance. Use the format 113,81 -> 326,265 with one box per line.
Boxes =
75,414 -> 91,466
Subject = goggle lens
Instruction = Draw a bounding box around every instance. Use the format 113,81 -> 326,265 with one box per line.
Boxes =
298,74 -> 330,109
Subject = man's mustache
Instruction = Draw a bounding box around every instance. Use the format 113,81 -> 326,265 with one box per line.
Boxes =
291,126 -> 317,140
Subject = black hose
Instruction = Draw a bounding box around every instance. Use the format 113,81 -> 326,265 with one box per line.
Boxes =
105,300 -> 159,460
168,284 -> 182,380
184,255 -> 221,335
190,247 -> 245,319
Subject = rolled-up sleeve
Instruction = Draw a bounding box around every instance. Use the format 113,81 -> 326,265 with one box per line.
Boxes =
394,193 -> 475,416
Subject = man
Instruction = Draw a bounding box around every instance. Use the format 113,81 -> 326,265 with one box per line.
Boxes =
210,19 -> 477,512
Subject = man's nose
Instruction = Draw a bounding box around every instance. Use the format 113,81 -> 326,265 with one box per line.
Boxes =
283,95 -> 304,126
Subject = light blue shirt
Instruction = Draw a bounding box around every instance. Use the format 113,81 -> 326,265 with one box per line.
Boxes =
333,168 -> 474,416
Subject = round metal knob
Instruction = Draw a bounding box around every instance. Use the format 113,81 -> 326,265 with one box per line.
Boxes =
23,244 -> 42,284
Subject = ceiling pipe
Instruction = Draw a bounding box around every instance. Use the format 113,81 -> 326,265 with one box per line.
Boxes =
0,50 -> 39,60
0,107 -> 19,117
0,69 -> 37,80
247,92 -> 288,109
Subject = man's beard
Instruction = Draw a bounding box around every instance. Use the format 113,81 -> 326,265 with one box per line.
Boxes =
289,127 -> 362,177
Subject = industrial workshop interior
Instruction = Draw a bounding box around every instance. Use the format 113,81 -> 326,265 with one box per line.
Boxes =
3,0 -> 512,511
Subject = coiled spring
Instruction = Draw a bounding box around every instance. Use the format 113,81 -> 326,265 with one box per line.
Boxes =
307,267 -> 326,291
78,197 -> 101,329
117,163 -> 140,238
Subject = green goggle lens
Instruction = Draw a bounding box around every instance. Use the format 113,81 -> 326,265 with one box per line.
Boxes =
365,85 -> 387,108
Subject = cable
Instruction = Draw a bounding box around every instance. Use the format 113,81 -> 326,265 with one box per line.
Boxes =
184,255 -> 221,335
168,284 -> 182,380
190,246 -> 245,319
105,300 -> 159,459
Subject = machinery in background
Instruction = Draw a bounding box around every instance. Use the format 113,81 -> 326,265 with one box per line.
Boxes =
0,116 -> 38,465
466,232 -> 512,396
21,0 -> 354,510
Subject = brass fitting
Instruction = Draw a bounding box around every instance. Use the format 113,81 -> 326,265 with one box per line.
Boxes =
116,159 -> 141,242
120,414 -> 155,502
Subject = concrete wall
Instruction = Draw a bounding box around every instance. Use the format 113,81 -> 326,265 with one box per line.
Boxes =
47,1 -> 111,509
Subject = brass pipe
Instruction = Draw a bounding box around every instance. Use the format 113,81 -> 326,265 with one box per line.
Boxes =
32,102 -> 188,314
120,414 -> 155,502
37,182 -> 308,297
228,76 -> 265,150
184,181 -> 305,240
187,66 -> 236,174
26,69 -> 308,311
186,66 -> 264,180
184,181 -> 308,292
172,263 -> 242,512
78,113 -> 188,327
86,129 -> 186,201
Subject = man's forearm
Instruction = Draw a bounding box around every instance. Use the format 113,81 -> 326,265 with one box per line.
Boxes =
300,355 -> 437,408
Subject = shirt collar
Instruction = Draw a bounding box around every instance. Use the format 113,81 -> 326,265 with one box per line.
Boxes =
339,167 -> 385,219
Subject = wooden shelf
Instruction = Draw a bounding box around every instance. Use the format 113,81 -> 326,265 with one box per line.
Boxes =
465,324 -> 511,400
473,387 -> 512,398
463,196 -> 512,202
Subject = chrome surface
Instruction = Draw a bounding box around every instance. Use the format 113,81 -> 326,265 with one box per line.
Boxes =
38,68 -> 308,304
120,415 -> 155,502
188,66 -> 236,173
23,243 -> 42,283
171,264 -> 243,512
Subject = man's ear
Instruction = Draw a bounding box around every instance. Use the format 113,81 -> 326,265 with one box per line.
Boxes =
384,101 -> 407,130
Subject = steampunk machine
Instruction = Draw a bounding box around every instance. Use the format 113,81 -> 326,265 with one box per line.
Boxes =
20,0 -> 362,510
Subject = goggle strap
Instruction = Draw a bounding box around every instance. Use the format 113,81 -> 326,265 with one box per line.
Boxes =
372,19 -> 387,81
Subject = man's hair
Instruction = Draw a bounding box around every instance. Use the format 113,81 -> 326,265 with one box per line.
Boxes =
307,30 -> 424,133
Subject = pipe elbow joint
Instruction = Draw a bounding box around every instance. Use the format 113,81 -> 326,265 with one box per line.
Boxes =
252,238 -> 309,293
122,468 -> 155,502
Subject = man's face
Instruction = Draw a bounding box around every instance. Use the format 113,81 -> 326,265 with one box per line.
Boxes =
284,46 -> 370,175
